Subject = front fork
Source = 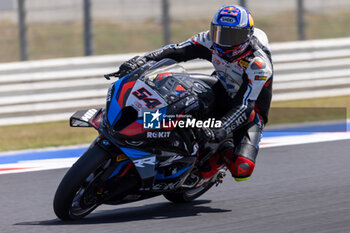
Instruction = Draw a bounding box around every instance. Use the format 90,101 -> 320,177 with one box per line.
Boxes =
87,136 -> 139,201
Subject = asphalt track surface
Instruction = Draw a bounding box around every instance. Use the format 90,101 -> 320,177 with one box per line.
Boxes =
1,140 -> 349,233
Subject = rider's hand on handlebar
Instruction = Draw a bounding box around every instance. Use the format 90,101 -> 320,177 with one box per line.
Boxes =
117,56 -> 148,78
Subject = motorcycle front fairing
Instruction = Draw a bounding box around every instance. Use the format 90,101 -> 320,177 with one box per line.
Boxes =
97,59 -> 199,191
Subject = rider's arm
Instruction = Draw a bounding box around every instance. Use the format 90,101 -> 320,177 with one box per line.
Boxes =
117,32 -> 212,77
220,57 -> 273,133
145,32 -> 212,62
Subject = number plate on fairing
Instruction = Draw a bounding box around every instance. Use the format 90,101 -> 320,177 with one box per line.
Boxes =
126,80 -> 168,117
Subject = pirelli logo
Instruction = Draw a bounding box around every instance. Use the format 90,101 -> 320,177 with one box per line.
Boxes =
255,75 -> 267,81
116,154 -> 128,162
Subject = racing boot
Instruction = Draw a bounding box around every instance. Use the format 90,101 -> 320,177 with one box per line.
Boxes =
222,154 -> 255,182
200,153 -> 224,179
200,141 -> 233,179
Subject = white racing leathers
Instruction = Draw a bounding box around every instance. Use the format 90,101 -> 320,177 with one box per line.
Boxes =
132,28 -> 274,178
145,28 -> 273,132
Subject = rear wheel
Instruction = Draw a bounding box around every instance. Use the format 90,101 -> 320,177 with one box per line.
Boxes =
53,144 -> 110,220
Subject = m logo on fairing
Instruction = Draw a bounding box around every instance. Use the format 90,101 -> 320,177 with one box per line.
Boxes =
133,157 -> 156,168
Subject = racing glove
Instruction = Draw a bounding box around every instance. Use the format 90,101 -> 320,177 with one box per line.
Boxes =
116,56 -> 148,77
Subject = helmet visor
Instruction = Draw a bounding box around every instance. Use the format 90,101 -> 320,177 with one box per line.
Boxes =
211,25 -> 251,47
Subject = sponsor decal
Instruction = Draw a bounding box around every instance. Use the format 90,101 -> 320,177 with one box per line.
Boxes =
220,16 -> 236,24
134,101 -> 142,109
238,60 -> 249,69
255,75 -> 267,81
253,70 -> 269,76
228,112 -> 247,131
133,157 -> 156,168
251,60 -> 266,69
237,163 -> 249,175
116,154 -> 128,162
221,6 -> 239,16
146,131 -> 171,138
81,109 -> 97,122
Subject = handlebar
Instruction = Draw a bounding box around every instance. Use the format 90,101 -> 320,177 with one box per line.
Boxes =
104,71 -> 121,80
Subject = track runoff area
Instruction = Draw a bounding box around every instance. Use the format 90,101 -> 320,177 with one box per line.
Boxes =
0,121 -> 350,175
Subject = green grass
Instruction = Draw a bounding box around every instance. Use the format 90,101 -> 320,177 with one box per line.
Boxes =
269,95 -> 350,124
0,121 -> 97,152
1,11 -> 350,62
0,95 -> 349,153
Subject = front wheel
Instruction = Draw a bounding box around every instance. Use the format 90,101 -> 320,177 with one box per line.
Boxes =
53,144 -> 110,220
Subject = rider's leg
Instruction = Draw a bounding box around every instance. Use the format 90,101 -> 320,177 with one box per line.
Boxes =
222,113 -> 263,181
199,79 -> 231,179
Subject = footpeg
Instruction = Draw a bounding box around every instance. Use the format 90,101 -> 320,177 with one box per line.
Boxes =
215,170 -> 226,186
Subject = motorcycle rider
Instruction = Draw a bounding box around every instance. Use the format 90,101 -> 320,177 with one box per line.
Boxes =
116,5 -> 273,182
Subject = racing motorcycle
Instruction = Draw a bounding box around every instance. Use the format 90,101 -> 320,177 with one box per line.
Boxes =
53,59 -> 226,220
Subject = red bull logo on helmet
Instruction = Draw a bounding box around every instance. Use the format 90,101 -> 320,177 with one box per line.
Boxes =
220,6 -> 240,16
